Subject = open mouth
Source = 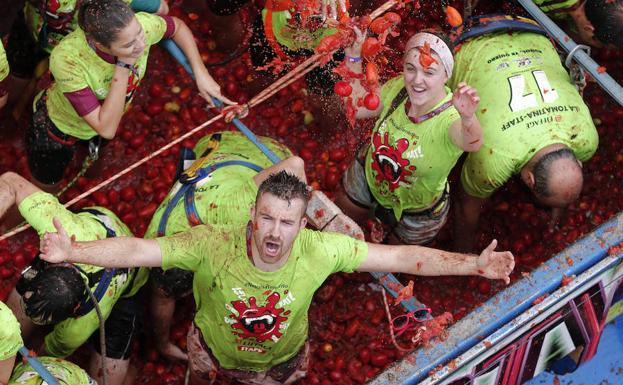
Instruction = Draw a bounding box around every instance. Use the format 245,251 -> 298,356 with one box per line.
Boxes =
242,314 -> 276,334
264,241 -> 281,257
412,86 -> 427,94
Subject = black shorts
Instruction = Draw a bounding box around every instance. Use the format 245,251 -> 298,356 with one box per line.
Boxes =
89,295 -> 142,360
249,16 -> 345,96
206,0 -> 249,16
26,96 -> 77,185
150,267 -> 194,299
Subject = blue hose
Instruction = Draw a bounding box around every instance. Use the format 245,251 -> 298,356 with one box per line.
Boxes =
17,347 -> 62,385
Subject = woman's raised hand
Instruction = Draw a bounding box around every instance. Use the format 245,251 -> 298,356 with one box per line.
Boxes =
452,82 -> 480,118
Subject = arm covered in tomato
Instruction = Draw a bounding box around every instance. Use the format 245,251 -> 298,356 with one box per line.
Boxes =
343,28 -> 385,120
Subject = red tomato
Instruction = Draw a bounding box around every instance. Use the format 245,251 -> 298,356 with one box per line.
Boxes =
370,352 -> 389,367
334,81 -> 353,97
148,83 -> 164,98
362,37 -> 382,60
120,186 -> 137,202
445,6 -> 463,27
364,93 -> 380,110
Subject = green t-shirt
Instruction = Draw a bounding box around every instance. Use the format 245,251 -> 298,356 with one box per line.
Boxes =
156,224 -> 368,371
365,76 -> 462,219
9,357 -> 90,385
42,12 -> 168,140
532,0 -> 580,13
145,131 -> 293,238
0,41 -> 8,82
23,0 -> 158,53
261,9 -> 337,51
18,192 -> 148,357
449,31 -> 598,198
0,301 -> 23,361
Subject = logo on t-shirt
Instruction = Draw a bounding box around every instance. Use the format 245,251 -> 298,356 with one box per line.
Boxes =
126,70 -> 140,103
371,131 -> 417,192
229,291 -> 291,344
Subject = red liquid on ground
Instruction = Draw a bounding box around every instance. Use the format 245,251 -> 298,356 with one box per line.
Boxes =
0,1 -> 622,384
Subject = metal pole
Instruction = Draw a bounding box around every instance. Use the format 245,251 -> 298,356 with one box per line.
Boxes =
517,0 -> 623,106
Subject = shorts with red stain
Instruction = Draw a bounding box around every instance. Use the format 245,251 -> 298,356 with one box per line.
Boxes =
187,322 -> 310,385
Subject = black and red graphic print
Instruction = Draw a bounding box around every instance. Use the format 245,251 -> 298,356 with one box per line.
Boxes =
370,131 -> 416,192
230,291 -> 290,343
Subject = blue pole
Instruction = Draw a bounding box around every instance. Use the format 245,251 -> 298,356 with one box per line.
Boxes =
160,39 -> 427,314
18,347 -> 62,385
160,39 -> 281,163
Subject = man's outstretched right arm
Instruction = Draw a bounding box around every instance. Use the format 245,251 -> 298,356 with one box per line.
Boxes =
40,217 -> 163,267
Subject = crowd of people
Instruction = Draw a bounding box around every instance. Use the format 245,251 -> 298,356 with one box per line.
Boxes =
0,0 -> 620,384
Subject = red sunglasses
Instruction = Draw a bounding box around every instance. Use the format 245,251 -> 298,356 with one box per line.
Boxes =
391,307 -> 432,337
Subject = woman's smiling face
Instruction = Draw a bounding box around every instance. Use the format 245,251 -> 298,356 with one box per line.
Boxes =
107,16 -> 146,59
402,48 -> 449,109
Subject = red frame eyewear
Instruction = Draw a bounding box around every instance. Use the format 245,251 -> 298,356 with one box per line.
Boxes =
391,307 -> 432,337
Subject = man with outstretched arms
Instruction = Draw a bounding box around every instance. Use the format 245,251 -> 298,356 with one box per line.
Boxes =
0,171 -> 147,385
145,130 -> 362,361
449,16 -> 598,251
40,171 -> 515,385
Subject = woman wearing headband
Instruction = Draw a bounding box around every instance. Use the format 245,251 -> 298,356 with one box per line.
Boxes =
336,31 -> 483,245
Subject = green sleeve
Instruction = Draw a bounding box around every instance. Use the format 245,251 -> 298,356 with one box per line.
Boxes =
461,147 -> 516,198
136,12 -> 167,46
49,39 -> 90,94
157,225 -> 214,272
532,0 -> 580,13
10,357 -> 91,385
0,42 -> 8,82
17,192 -> 106,241
313,231 -> 369,274
130,0 -> 161,13
571,125 -> 599,163
0,302 -> 23,360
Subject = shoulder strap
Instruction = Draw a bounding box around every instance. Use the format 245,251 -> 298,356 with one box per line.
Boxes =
450,14 -> 547,45
74,208 -> 119,316
377,87 -> 408,129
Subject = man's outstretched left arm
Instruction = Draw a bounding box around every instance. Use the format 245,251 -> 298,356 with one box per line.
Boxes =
358,239 -> 514,284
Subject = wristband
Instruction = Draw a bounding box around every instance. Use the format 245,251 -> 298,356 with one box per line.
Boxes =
346,55 -> 362,63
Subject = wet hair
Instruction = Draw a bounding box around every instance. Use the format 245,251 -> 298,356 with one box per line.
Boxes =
532,148 -> 579,198
16,264 -> 86,325
256,171 -> 311,211
78,0 -> 135,47
150,267 -> 193,299
585,0 -> 623,48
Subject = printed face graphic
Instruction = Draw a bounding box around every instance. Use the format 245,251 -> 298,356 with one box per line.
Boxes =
230,291 -> 290,343
370,131 -> 415,192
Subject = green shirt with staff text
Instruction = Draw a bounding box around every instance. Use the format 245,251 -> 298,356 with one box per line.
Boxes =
157,224 -> 368,371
